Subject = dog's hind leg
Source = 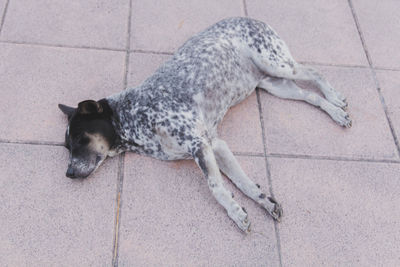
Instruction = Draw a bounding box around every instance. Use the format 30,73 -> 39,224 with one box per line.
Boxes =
211,138 -> 282,221
252,53 -> 347,109
286,64 -> 347,109
258,77 -> 352,127
193,141 -> 251,232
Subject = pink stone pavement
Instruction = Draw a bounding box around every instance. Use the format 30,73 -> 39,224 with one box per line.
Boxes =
0,0 -> 399,266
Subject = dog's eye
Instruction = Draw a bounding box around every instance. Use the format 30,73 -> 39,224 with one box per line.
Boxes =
95,155 -> 102,165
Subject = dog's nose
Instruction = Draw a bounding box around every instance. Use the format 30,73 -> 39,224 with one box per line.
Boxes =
66,166 -> 76,178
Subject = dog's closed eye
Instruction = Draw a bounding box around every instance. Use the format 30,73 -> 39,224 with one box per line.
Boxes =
95,155 -> 102,165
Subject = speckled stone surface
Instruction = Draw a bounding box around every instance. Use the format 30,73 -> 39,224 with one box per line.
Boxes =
0,143 -> 118,266
246,0 -> 368,66
0,0 -> 130,49
352,0 -> 400,69
130,0 -> 244,53
269,157 -> 400,266
119,153 -> 279,266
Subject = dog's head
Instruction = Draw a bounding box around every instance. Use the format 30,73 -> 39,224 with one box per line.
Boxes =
58,99 -> 116,179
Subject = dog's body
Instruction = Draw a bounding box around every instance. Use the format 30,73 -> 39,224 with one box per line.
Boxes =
59,17 -> 351,232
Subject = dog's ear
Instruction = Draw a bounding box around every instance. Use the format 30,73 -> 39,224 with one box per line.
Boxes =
58,104 -> 76,118
77,100 -> 103,115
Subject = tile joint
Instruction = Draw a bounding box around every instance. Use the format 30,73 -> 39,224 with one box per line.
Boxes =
0,139 -> 64,146
0,0 -> 10,36
267,153 -> 400,164
112,153 -> 125,267
0,39 -> 126,52
112,1 -> 132,265
1,38 -> 398,73
242,0 -> 248,16
257,74 -> 283,267
347,0 -> 400,158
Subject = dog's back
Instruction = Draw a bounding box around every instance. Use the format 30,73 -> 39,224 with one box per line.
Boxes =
114,18 -> 290,134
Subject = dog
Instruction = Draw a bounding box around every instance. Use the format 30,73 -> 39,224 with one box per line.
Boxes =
58,17 -> 351,232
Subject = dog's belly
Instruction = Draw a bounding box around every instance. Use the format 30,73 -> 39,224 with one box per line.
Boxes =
193,73 -> 261,135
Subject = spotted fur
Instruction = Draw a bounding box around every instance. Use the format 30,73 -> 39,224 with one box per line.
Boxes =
60,17 -> 351,231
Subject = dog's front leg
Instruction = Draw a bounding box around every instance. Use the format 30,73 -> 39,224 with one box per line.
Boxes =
193,143 -> 251,232
212,138 -> 282,222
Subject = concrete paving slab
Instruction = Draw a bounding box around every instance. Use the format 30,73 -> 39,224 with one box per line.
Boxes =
130,0 -> 244,53
119,153 -> 279,266
246,0 -> 368,66
376,70 -> 400,148
269,157 -> 400,266
0,0 -> 130,49
260,66 -> 398,159
127,52 -> 171,87
352,0 -> 400,69
0,43 -> 125,143
128,52 -> 264,154
0,143 -> 118,266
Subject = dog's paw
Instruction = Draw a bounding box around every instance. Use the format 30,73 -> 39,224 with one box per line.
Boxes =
264,196 -> 283,222
326,91 -> 348,110
228,206 -> 251,233
327,106 -> 352,128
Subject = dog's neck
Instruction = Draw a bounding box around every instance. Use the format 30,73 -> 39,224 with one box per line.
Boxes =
102,94 -> 145,155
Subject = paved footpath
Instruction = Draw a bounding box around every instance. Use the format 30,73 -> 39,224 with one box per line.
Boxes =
1,0 -> 399,266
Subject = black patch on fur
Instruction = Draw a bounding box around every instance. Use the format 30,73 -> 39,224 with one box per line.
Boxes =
259,193 -> 266,199
268,196 -> 277,204
194,149 -> 208,177
256,183 -> 260,188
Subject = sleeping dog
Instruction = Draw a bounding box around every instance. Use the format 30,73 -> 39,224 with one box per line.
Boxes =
59,17 -> 351,232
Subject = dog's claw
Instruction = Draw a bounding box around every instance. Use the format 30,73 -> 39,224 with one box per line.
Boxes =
342,101 -> 348,110
267,197 -> 283,222
229,206 -> 251,232
347,120 -> 352,128
328,106 -> 352,128
246,222 -> 251,233
326,91 -> 348,109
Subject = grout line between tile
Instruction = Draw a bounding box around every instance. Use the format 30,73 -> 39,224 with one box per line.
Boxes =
2,38 -> 398,73
256,88 -> 283,267
244,4 -> 283,264
267,153 -> 400,164
112,1 -> 132,265
242,0 -> 248,16
233,151 -> 264,157
0,139 -> 64,146
0,0 -> 10,36
347,0 -> 373,67
374,67 -> 400,72
112,153 -> 125,267
369,70 -> 400,158
122,7 -> 132,89
131,49 -> 174,56
299,60 -> 369,69
348,0 -> 400,158
1,138 -> 397,165
0,39 -> 126,52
